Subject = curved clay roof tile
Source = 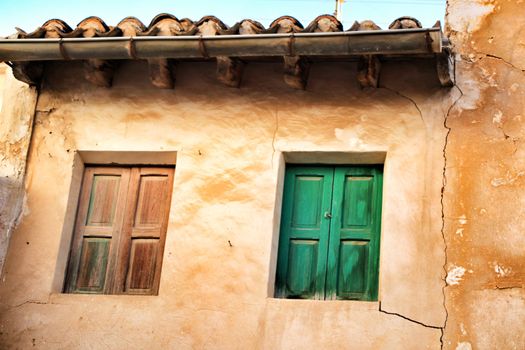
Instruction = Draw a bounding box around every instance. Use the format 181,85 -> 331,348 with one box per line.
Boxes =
76,16 -> 111,37
117,17 -> 147,36
388,16 -> 422,29
195,16 -> 229,36
303,15 -> 342,33
238,19 -> 265,35
222,19 -> 265,35
147,13 -> 180,28
268,16 -> 303,33
348,20 -> 381,31
18,19 -> 73,38
149,17 -> 184,36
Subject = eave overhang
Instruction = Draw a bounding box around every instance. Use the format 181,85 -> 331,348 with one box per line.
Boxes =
0,28 -> 444,61
0,14 -> 454,89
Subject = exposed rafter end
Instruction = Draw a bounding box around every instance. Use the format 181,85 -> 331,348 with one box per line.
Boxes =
216,56 -> 244,88
84,59 -> 115,88
283,55 -> 309,90
436,52 -> 455,88
357,55 -> 381,88
148,58 -> 176,89
9,61 -> 43,86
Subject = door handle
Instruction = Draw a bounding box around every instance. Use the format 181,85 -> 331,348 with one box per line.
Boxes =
324,212 -> 332,219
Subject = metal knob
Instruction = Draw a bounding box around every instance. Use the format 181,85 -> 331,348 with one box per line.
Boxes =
324,212 -> 332,219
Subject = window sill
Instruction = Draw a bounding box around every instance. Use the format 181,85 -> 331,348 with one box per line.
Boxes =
49,292 -> 160,304
266,297 -> 380,311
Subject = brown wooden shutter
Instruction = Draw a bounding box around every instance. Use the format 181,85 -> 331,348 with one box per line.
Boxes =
121,167 -> 173,295
65,166 -> 174,295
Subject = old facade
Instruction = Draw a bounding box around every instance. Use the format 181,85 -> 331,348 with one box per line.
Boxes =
0,1 -> 523,349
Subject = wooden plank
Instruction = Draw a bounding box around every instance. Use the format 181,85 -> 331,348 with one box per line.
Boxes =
85,174 -> 121,226
336,240 -> 369,299
357,55 -> 381,88
216,56 -> 244,88
283,55 -> 309,90
285,239 -> 319,298
125,239 -> 159,293
343,176 -> 373,228
75,237 -> 111,293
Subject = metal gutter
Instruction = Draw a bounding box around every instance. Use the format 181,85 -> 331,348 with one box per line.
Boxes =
0,28 -> 443,62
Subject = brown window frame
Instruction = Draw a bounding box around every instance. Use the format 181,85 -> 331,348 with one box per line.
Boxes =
64,165 -> 174,295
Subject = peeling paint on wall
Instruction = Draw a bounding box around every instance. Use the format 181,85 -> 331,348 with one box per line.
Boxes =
446,266 -> 466,286
444,0 -> 525,348
0,65 -> 38,273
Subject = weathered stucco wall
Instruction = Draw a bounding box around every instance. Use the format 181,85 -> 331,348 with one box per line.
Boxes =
443,0 -> 525,349
0,59 -> 450,349
0,64 -> 38,272
2,2 -> 524,347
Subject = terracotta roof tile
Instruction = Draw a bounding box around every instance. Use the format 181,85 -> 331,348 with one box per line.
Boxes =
9,14 -> 431,39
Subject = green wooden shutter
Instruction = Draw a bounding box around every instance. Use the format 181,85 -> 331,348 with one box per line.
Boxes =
275,167 -> 333,299
326,166 -> 383,301
276,165 -> 383,301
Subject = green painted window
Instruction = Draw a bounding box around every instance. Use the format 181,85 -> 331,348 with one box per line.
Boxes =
275,165 -> 383,301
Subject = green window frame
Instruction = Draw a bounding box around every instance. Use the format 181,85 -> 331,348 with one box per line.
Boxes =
275,165 -> 383,301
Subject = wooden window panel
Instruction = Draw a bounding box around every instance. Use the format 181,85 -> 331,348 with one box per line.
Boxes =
120,167 -> 174,295
65,166 -> 174,295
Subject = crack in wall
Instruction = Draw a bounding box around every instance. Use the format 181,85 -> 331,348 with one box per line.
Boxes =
441,84 -> 464,350
379,83 -> 466,349
379,86 -> 425,124
379,301 -> 443,330
494,285 -> 523,290
270,107 -> 279,169
481,53 -> 525,74
12,300 -> 48,308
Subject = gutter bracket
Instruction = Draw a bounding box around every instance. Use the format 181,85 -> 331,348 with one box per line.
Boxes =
198,36 -> 209,58
128,37 -> 138,60
59,39 -> 71,60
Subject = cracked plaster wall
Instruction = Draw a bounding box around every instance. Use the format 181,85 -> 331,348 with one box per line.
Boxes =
0,63 -> 38,273
443,0 -> 525,349
0,59 -> 449,349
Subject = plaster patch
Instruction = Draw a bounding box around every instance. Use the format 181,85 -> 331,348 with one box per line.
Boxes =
457,79 -> 482,110
460,323 -> 468,336
447,265 -> 466,286
458,215 -> 468,225
492,262 -> 512,277
455,228 -> 464,237
447,1 -> 495,34
334,128 -> 365,149
493,110 -> 503,125
456,341 -> 472,350
491,170 -> 525,187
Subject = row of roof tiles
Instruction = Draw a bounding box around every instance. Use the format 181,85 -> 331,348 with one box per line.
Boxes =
11,14 -> 429,39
